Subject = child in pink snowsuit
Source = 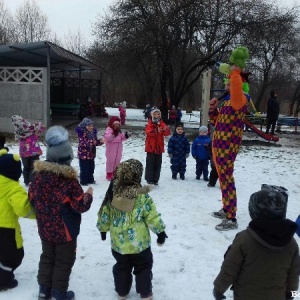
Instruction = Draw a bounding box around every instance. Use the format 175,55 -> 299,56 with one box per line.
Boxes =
119,105 -> 126,125
103,116 -> 129,180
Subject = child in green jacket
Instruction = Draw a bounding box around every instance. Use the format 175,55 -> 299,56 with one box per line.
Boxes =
97,159 -> 167,300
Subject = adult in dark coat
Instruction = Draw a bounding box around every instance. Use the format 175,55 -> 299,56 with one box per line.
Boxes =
266,90 -> 280,135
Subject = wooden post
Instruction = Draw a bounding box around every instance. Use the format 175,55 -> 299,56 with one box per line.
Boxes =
201,69 -> 212,127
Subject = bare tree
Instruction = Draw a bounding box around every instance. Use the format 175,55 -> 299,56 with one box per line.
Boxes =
0,0 -> 15,44
62,28 -> 88,56
14,0 -> 51,43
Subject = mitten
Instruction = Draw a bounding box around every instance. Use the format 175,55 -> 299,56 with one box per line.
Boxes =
125,131 -> 129,139
101,232 -> 106,241
157,231 -> 168,246
185,154 -> 189,158
213,288 -> 226,300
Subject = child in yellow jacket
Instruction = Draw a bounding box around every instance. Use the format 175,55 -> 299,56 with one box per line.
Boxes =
0,149 -> 35,292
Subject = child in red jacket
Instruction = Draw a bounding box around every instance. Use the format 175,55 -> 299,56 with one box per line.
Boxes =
144,108 -> 170,185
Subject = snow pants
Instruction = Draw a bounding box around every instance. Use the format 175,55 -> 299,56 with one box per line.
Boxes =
195,159 -> 209,179
79,158 -> 95,184
112,247 -> 153,297
21,154 -> 40,185
145,153 -> 162,183
0,228 -> 24,286
38,239 -> 77,292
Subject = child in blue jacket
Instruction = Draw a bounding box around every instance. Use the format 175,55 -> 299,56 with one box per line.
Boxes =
192,126 -> 211,181
167,122 -> 190,180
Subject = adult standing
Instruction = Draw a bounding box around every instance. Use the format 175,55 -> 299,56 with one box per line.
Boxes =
266,90 -> 280,135
209,46 -> 249,231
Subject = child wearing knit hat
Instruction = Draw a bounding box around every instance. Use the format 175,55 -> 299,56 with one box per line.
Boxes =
0,149 -> 36,292
103,116 -> 129,181
213,188 -> 299,300
144,109 -> 170,185
191,125 -> 211,181
75,118 -> 104,185
29,125 -> 94,300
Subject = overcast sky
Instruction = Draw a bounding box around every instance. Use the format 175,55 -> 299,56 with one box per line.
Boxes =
3,0 -> 299,45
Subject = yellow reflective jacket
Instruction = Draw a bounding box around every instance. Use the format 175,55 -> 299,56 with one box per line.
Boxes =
0,175 -> 36,249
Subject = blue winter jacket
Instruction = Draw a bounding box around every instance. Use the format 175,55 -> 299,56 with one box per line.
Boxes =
167,133 -> 190,160
191,135 -> 211,160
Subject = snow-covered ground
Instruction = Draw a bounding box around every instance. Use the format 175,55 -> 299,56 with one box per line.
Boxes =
2,108 -> 300,300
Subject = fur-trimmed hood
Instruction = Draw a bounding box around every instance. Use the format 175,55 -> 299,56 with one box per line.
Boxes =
33,160 -> 78,180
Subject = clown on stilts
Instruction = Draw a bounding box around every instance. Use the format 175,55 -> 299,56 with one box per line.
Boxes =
209,46 -> 250,231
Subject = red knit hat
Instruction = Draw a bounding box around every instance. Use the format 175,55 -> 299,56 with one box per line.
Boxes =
108,116 -> 121,128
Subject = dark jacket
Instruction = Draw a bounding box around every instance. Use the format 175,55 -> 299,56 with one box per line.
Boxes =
267,92 -> 280,121
214,219 -> 300,300
29,161 -> 93,243
167,132 -> 190,162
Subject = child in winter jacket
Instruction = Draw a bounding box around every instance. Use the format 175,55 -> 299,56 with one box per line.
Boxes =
191,126 -> 211,181
29,126 -> 93,300
103,116 -> 129,181
75,118 -> 103,185
119,104 -> 126,125
167,122 -> 190,180
11,115 -> 45,186
0,149 -> 36,292
213,189 -> 299,300
97,159 -> 167,300
144,108 -> 170,185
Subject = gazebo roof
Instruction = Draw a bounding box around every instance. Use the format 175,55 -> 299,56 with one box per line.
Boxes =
0,41 -> 100,72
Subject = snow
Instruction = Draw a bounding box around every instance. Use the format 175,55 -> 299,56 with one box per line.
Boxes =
2,108 -> 300,300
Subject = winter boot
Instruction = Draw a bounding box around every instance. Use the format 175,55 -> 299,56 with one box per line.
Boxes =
117,294 -> 128,300
172,173 -> 177,179
38,285 -> 51,300
106,172 -> 113,181
0,279 -> 18,292
180,174 -> 185,180
50,288 -> 75,300
141,292 -> 153,300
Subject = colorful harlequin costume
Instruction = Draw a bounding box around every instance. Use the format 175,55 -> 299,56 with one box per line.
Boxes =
209,47 -> 249,224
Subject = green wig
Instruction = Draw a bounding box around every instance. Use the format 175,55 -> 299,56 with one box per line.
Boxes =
229,46 -> 249,69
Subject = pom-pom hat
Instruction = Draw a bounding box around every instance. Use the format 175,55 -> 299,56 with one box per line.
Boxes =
45,126 -> 74,165
0,149 -> 22,181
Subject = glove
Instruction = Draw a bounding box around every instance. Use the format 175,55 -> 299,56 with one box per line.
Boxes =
213,288 -> 226,300
125,131 -> 129,139
286,291 -> 294,299
100,232 -> 106,241
185,154 -> 189,158
169,154 -> 173,158
209,98 -> 219,111
157,231 -> 168,246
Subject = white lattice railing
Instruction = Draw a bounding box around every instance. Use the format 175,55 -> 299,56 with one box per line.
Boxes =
0,67 -> 44,84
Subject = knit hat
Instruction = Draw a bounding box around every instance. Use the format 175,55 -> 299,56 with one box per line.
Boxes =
0,149 -> 22,181
175,122 -> 184,129
199,126 -> 208,133
108,116 -> 121,128
249,190 -> 288,221
151,108 -> 161,123
45,126 -> 74,166
78,117 -> 93,129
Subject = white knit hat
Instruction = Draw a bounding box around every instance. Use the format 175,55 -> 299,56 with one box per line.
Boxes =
199,126 -> 208,133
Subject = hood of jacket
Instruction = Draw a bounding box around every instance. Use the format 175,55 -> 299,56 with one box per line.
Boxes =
248,219 -> 297,249
34,160 -> 78,180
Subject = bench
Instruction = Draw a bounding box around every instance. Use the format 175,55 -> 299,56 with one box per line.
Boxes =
50,103 -> 81,118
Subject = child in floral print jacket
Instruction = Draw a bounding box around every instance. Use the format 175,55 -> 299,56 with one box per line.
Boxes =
97,159 -> 167,300
75,118 -> 103,185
